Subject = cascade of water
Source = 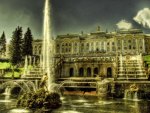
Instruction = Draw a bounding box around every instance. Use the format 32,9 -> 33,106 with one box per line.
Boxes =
124,90 -> 127,99
133,91 -> 138,100
42,0 -> 55,92
3,87 -> 11,96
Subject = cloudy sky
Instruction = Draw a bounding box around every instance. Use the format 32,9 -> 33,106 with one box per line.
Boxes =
0,0 -> 150,41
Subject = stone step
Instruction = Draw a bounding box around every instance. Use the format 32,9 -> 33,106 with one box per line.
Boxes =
25,74 -> 42,78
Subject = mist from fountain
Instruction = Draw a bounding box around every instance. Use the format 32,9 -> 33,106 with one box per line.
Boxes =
42,0 -> 55,92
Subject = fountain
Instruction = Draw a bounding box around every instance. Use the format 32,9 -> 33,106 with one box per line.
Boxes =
42,0 -> 55,92
97,79 -> 110,98
3,87 -> 11,96
16,0 -> 62,111
117,54 -> 147,80
124,84 -> 140,101
23,56 -> 28,77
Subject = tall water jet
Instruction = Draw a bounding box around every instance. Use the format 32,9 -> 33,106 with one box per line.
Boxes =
42,0 -> 55,92
23,56 -> 28,76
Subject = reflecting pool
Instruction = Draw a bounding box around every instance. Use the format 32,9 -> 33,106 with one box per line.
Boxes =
0,95 -> 150,113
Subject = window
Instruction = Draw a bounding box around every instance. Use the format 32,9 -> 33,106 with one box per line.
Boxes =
79,68 -> 84,77
96,42 -> 99,46
112,46 -> 116,51
128,40 -> 131,43
94,68 -> 99,77
87,68 -> 91,77
75,43 -> 77,46
112,42 -> 115,45
129,45 -> 132,49
69,68 -> 74,77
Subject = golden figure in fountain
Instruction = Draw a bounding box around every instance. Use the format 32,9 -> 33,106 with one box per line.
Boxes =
40,73 -> 48,91
130,84 -> 139,91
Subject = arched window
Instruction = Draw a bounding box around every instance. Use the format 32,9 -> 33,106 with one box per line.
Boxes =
69,68 -> 74,77
94,68 -> 99,77
107,67 -> 112,78
129,45 -> 132,49
87,67 -> 91,77
79,68 -> 84,77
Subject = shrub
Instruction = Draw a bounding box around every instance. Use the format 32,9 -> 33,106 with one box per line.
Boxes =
17,88 -> 62,110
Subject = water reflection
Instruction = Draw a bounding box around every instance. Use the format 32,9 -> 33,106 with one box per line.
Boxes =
0,95 -> 150,113
9,109 -> 31,113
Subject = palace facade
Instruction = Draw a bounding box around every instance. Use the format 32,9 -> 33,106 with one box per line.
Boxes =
33,28 -> 150,80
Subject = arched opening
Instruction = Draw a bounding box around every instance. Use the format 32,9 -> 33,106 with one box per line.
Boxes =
79,68 -> 84,77
107,67 -> 112,78
69,68 -> 74,77
87,67 -> 91,77
94,68 -> 99,77
11,86 -> 21,95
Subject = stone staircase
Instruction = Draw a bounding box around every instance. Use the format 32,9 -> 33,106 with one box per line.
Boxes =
22,67 -> 44,79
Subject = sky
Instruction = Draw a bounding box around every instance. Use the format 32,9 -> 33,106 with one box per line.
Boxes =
0,0 -> 150,41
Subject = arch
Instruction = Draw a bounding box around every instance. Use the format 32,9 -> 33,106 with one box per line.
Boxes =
107,67 -> 112,78
94,68 -> 99,77
87,67 -> 91,77
69,68 -> 74,77
79,68 -> 84,77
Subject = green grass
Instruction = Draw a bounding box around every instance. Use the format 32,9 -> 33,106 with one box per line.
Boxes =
4,72 -> 21,78
0,62 -> 11,69
0,62 -> 25,78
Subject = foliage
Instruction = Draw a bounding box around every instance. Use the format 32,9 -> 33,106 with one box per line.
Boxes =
0,32 -> 6,54
10,26 -> 23,66
144,55 -> 150,62
22,28 -> 33,56
0,62 -> 10,69
17,88 -> 62,110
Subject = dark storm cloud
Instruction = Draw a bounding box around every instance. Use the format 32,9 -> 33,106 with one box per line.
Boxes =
0,0 -> 44,40
0,0 -> 150,41
52,0 -> 150,35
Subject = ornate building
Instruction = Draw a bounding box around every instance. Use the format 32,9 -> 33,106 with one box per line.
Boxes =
33,28 -> 150,80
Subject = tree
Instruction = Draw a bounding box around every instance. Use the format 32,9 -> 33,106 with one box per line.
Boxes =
22,27 -> 33,57
0,32 -> 6,55
10,26 -> 23,66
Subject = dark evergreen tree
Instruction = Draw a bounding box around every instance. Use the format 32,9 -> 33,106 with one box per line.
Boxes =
0,32 -> 6,54
10,26 -> 23,66
22,27 -> 33,56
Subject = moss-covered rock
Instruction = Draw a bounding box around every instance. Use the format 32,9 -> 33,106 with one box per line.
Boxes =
17,88 -> 62,110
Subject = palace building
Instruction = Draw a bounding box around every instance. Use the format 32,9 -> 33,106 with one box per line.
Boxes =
33,27 -> 150,80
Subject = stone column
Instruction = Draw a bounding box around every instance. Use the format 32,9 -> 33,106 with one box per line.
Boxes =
33,57 -> 36,66
136,39 -> 139,54
121,40 -> 124,54
142,38 -> 145,54
78,43 -> 80,54
99,42 -> 101,51
60,44 -> 62,54
75,66 -> 78,77
110,42 -> 112,52
94,42 -> 96,51
104,41 -> 106,52
91,67 -> 94,77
